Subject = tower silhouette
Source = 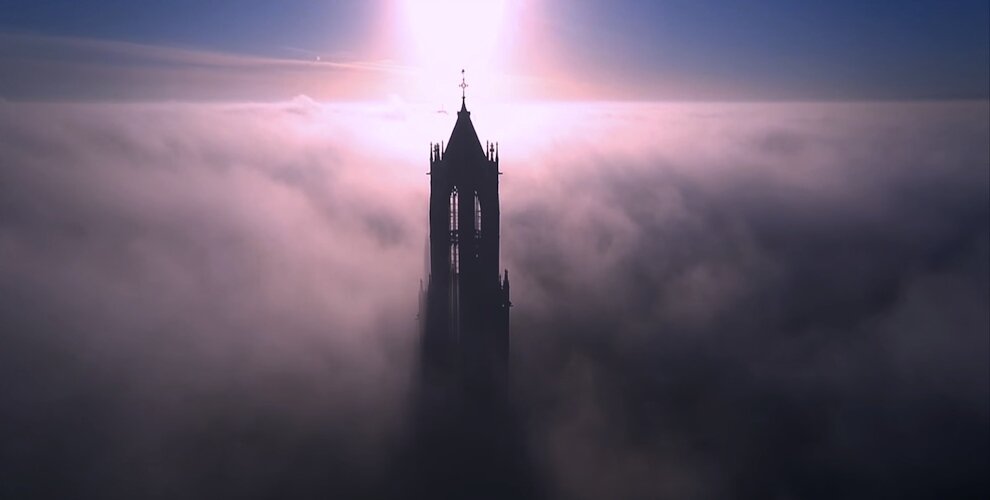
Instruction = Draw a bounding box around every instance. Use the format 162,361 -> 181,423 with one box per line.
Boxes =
421,71 -> 510,393
399,74 -> 538,500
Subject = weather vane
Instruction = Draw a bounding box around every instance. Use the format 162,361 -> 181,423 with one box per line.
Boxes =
459,69 -> 469,101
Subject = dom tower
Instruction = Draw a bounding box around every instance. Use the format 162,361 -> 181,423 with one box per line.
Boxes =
405,74 -> 536,500
421,72 -> 510,393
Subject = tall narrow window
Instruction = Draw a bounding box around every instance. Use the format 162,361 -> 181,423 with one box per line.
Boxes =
448,188 -> 460,335
449,189 -> 459,274
474,193 -> 482,234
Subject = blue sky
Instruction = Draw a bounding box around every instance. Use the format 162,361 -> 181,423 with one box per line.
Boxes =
0,0 -> 987,100
0,0 -> 374,57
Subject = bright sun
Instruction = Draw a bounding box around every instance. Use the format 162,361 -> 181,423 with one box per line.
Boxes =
398,0 -> 512,103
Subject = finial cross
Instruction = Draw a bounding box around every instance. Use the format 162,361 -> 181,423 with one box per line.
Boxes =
459,69 -> 469,100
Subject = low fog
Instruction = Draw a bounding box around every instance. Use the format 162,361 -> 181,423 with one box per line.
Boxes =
0,99 -> 986,499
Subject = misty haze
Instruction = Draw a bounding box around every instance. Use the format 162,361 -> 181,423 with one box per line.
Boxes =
1,1 -> 989,499
1,98 -> 987,498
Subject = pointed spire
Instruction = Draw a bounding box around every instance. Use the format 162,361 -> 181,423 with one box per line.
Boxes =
459,69 -> 469,112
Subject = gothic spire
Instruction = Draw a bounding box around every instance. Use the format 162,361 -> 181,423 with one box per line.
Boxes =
459,69 -> 469,112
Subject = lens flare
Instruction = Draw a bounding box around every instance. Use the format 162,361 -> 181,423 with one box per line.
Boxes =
398,0 -> 515,103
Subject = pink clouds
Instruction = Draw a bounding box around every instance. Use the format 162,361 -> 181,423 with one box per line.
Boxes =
0,98 -> 986,498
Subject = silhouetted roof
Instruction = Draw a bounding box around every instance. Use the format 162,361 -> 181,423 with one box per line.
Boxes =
444,99 -> 485,162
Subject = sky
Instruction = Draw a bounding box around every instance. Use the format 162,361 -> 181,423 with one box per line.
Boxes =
0,0 -> 988,101
0,2 -> 988,499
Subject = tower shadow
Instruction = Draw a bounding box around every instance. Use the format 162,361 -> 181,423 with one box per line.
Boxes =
390,364 -> 543,500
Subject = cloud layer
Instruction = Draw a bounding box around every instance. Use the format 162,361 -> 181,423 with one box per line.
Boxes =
0,99 -> 987,498
501,101 -> 989,499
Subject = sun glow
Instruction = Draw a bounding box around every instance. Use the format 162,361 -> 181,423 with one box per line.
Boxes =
398,0 -> 516,104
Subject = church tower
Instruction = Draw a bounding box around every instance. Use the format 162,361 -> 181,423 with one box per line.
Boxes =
422,72 -> 510,392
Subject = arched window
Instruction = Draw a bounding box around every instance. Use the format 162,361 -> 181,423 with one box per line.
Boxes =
449,188 -> 459,274
474,193 -> 482,234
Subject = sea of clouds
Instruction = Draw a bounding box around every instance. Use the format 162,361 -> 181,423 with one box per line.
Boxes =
0,98 -> 986,499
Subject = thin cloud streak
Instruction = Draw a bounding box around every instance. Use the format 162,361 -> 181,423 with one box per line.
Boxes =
0,33 -> 415,101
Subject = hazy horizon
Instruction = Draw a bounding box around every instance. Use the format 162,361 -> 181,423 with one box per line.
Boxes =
1,1 -> 987,498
